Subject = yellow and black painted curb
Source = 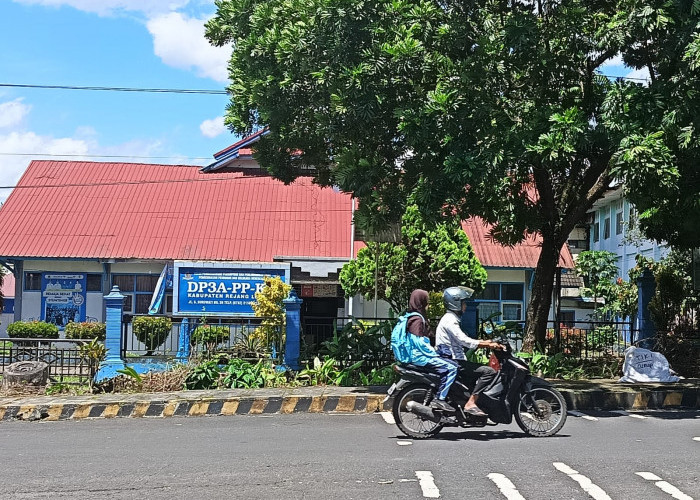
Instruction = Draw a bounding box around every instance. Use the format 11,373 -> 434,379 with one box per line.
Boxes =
1,386 -> 697,422
0,395 -> 391,422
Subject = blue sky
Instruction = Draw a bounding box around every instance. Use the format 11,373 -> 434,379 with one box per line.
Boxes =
0,0 -> 237,202
0,1 -> 647,204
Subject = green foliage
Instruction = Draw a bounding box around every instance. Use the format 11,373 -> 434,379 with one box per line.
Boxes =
191,324 -> 230,352
320,319 -> 393,366
233,328 -> 268,358
341,204 -> 486,312
132,316 -> 172,353
516,351 -> 623,380
116,365 -> 143,383
221,359 -> 286,389
251,276 -> 290,347
586,326 -> 619,352
64,322 -> 106,341
7,321 -> 59,339
78,338 -> 108,388
207,0 -> 700,350
184,360 -> 222,390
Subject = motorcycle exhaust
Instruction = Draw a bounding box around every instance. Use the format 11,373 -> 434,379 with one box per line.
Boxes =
406,401 -> 441,422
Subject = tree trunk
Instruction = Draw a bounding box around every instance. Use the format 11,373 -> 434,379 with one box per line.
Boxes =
522,234 -> 564,352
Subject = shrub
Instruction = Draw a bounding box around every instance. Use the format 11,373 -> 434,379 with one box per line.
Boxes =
586,325 -> 619,351
251,276 -> 290,347
65,322 -> 106,341
185,360 -> 222,390
132,316 -> 171,354
191,324 -> 230,351
7,321 -> 59,339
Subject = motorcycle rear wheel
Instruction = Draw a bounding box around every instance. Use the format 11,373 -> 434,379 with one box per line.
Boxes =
392,384 -> 444,439
514,386 -> 567,437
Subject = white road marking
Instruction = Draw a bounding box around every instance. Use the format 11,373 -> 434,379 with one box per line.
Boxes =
553,462 -> 612,500
415,470 -> 440,498
380,411 -> 395,424
693,437 -> 700,442
488,473 -> 527,500
636,472 -> 694,500
397,440 -> 413,446
611,410 -> 647,419
568,410 -> 599,421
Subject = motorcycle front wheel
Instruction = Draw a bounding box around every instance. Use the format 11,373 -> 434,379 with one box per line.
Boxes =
514,386 -> 567,437
392,384 -> 444,439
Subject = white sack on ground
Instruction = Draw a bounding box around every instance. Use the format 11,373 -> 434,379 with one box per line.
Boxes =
618,346 -> 681,383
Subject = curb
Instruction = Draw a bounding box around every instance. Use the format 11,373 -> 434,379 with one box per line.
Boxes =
0,395 -> 389,422
1,381 -> 697,422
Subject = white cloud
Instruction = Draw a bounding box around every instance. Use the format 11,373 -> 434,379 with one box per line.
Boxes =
200,116 -> 227,138
0,99 -> 31,129
11,0 -> 190,16
147,12 -> 230,82
626,66 -> 651,85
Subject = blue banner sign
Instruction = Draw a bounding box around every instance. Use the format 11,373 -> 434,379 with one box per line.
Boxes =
41,273 -> 87,328
174,261 -> 290,316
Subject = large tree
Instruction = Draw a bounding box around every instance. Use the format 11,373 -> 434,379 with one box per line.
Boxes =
206,0 -> 699,349
340,204 -> 487,312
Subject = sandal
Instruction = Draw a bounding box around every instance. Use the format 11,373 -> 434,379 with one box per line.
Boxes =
465,406 -> 488,418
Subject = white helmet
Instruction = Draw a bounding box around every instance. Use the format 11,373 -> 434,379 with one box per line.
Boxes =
443,286 -> 474,313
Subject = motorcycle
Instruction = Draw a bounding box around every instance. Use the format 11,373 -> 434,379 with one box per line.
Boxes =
384,340 -> 567,439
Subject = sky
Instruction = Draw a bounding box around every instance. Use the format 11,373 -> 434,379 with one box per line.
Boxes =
0,1 -> 647,204
0,0 -> 236,202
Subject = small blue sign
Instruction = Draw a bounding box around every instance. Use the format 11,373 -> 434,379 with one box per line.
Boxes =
174,262 -> 290,316
2,298 -> 14,314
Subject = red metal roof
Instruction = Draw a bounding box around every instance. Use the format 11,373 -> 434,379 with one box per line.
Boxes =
0,161 -> 355,262
463,218 -> 575,269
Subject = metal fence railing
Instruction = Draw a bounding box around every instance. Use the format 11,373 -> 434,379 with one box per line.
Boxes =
121,315 -> 283,363
0,338 -> 94,385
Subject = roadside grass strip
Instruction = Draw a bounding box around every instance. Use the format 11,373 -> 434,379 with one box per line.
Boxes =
568,410 -> 599,421
415,471 -> 440,498
553,462 -> 612,500
380,411 -> 395,424
635,472 -> 694,500
488,473 -> 527,500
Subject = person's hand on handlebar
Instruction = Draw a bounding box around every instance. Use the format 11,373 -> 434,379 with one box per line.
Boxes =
478,340 -> 505,350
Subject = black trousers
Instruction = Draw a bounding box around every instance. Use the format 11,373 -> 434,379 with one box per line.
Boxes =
456,360 -> 497,396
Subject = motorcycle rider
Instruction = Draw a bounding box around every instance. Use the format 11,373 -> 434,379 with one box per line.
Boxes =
404,289 -> 458,412
435,286 -> 503,417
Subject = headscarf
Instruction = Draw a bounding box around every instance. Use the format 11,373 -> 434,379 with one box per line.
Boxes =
407,289 -> 429,336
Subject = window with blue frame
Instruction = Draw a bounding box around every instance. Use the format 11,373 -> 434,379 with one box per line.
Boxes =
474,283 -> 525,322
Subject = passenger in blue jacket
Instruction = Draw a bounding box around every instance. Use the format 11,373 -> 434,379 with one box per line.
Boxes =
405,289 -> 458,412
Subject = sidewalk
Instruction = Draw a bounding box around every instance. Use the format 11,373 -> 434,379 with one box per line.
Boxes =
1,379 -> 697,422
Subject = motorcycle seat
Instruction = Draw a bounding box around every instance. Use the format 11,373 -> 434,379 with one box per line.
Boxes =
398,363 -> 435,373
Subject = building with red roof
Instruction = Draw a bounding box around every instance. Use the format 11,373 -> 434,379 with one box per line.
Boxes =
0,139 -> 581,336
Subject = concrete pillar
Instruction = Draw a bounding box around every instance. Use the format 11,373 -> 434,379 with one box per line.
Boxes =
460,298 -> 478,339
283,290 -> 303,370
95,285 -> 126,382
634,268 -> 656,348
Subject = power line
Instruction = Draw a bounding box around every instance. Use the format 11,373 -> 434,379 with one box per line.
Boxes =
0,83 -> 227,94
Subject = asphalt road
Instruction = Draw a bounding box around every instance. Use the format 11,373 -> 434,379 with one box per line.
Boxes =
0,410 -> 697,499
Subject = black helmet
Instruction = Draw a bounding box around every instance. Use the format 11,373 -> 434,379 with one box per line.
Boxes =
443,286 -> 474,313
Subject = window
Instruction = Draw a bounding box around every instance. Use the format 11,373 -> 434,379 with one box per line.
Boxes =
24,272 -> 41,291
603,217 -> 611,239
558,310 -> 575,327
593,222 -> 600,243
476,283 -> 525,322
615,211 -> 624,235
112,274 -> 161,314
87,274 -> 102,292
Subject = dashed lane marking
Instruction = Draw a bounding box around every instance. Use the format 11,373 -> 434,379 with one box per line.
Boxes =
396,440 -> 412,446
693,437 -> 699,442
380,411 -> 395,424
553,462 -> 612,500
488,473 -> 527,500
415,470 -> 440,498
611,410 -> 647,419
568,410 -> 599,421
636,472 -> 694,500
